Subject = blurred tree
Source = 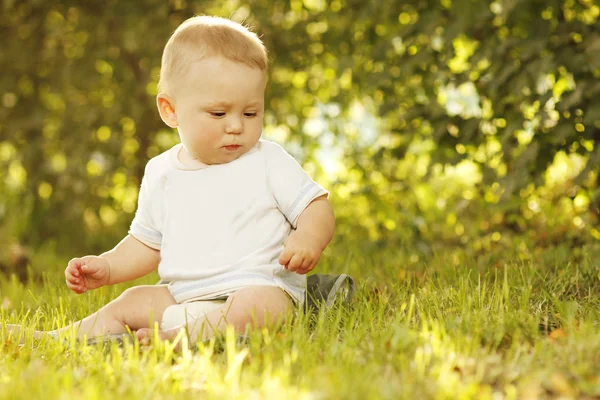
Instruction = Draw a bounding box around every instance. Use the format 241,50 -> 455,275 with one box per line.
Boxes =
0,0 -> 598,262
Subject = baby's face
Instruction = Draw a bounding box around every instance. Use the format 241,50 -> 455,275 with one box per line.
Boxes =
170,57 -> 266,165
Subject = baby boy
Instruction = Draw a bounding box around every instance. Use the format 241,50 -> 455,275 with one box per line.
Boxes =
7,15 -> 335,345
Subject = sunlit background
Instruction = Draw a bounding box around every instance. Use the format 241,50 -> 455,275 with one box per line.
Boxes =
1,0 -> 599,280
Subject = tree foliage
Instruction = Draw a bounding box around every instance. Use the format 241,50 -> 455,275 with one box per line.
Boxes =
0,0 -> 598,261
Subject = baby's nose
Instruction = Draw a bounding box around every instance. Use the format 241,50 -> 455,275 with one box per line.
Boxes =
225,118 -> 243,134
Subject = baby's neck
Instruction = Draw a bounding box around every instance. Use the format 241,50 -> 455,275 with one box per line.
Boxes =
178,146 -> 210,169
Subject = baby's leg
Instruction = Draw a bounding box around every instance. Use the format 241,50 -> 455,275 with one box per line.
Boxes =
137,286 -> 294,345
3,285 -> 176,343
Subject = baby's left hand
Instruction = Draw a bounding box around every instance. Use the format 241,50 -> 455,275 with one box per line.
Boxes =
279,230 -> 323,275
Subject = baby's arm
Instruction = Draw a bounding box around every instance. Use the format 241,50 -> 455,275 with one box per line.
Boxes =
278,195 -> 335,274
100,234 -> 160,284
65,235 -> 159,294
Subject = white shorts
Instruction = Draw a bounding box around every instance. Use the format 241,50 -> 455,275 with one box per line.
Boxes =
160,282 -> 299,331
160,299 -> 226,331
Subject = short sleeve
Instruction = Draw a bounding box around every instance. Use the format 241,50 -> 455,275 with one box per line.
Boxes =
263,141 -> 329,228
128,162 -> 163,249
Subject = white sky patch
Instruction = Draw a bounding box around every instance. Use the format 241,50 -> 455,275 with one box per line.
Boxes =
303,118 -> 327,138
267,100 -> 380,182
315,131 -> 344,178
313,101 -> 380,180
350,101 -> 379,145
438,82 -> 482,118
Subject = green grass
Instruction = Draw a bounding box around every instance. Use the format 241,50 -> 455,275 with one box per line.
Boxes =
2,240 -> 600,399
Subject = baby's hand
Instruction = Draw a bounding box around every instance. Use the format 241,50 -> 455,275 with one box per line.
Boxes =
278,230 -> 323,275
64,256 -> 111,294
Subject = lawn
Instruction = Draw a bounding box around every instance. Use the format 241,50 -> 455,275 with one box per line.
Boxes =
1,239 -> 600,399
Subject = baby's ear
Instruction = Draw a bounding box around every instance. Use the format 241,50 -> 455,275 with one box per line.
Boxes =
157,93 -> 177,128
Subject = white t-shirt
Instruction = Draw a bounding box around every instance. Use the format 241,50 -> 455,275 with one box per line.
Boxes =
128,139 -> 328,304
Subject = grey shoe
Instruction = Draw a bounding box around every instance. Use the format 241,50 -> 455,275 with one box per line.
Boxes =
305,274 -> 355,312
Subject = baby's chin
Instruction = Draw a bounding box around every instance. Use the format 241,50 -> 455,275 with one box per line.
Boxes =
203,150 -> 249,165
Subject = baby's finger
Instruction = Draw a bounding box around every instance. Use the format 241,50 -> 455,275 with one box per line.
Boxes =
65,260 -> 82,277
67,258 -> 82,269
66,275 -> 79,286
296,263 -> 312,275
296,260 -> 315,275
65,269 -> 79,284
66,280 -> 85,294
278,246 -> 293,266
80,260 -> 98,275
66,267 -> 79,277
301,258 -> 314,270
286,254 -> 304,272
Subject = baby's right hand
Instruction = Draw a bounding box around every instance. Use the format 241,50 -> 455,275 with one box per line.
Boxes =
64,256 -> 111,294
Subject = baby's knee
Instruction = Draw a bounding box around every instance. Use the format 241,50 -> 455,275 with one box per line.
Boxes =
224,286 -> 293,326
117,286 -> 145,302
112,286 -> 157,309
107,285 -> 175,328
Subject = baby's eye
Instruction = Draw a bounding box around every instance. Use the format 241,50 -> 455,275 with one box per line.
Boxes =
244,112 -> 257,117
210,112 -> 225,117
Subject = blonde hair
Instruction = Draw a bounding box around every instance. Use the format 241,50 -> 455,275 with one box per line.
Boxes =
158,16 -> 268,93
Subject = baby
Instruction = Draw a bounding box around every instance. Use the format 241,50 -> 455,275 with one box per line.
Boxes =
6,16 -> 335,345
